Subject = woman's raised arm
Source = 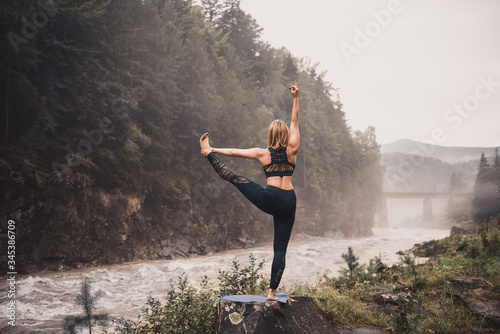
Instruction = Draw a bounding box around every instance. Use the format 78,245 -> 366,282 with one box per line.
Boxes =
288,81 -> 300,152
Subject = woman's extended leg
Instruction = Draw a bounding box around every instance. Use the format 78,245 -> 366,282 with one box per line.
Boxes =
201,133 -> 253,186
206,152 -> 252,185
205,152 -> 275,214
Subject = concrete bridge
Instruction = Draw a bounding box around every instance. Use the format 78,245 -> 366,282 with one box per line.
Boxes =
377,192 -> 472,227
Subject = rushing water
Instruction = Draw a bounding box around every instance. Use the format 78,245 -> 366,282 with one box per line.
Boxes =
0,227 -> 450,333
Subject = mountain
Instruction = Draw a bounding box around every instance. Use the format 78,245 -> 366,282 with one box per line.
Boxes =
381,139 -> 499,164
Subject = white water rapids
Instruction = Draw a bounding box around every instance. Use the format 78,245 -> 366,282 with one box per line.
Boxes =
0,227 -> 450,333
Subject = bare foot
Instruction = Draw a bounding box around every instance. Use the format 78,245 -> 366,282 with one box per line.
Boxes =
267,288 -> 278,301
200,133 -> 212,157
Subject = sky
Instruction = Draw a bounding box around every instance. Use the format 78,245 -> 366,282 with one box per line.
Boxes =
239,0 -> 500,147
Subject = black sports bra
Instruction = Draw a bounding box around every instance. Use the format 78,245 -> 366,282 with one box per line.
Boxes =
263,147 -> 295,178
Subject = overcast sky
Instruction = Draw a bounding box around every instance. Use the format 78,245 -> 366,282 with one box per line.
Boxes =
239,0 -> 500,147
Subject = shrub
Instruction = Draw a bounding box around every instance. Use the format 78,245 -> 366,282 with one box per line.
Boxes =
115,274 -> 217,334
115,254 -> 268,333
217,253 -> 267,296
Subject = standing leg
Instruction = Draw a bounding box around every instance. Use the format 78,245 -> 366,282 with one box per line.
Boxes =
268,211 -> 295,300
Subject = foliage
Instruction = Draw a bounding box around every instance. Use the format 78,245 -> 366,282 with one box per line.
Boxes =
115,253 -> 267,333
316,229 -> 500,332
62,279 -> 109,334
390,292 -> 422,333
313,286 -> 392,330
325,247 -> 389,288
217,253 -> 267,296
472,152 -> 500,221
114,274 -> 218,334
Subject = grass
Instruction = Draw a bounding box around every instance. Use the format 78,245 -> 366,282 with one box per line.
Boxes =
301,226 -> 500,333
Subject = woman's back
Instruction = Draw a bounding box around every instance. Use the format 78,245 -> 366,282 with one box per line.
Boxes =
262,146 -> 296,190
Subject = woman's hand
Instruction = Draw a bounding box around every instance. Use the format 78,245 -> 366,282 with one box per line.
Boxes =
289,81 -> 299,98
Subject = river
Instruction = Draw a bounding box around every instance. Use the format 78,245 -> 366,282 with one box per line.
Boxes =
0,227 -> 450,333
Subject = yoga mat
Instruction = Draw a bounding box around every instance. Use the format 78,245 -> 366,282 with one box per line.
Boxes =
220,293 -> 287,304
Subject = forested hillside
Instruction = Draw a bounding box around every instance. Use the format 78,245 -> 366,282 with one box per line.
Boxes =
1,0 -> 383,273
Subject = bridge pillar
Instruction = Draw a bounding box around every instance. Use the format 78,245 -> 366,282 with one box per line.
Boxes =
423,197 -> 433,223
377,198 -> 389,227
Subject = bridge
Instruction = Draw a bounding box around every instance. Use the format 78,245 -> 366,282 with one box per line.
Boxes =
377,192 -> 472,227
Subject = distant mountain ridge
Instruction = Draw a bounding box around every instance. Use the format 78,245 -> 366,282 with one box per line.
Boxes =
381,139 -> 499,163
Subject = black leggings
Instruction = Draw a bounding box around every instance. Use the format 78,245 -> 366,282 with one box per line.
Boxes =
207,153 -> 296,290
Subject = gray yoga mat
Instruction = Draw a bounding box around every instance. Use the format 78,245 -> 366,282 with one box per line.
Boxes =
220,293 -> 287,304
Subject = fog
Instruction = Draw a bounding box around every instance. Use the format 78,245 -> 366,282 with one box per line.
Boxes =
385,198 -> 450,228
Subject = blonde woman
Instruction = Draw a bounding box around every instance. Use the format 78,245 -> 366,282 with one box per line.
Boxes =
200,82 -> 300,301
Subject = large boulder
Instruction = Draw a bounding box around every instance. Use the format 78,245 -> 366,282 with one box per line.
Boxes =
447,277 -> 493,290
448,277 -> 500,326
450,220 -> 476,236
215,296 -> 383,334
216,296 -> 335,334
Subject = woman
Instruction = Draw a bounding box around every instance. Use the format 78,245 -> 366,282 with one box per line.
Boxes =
200,81 -> 299,301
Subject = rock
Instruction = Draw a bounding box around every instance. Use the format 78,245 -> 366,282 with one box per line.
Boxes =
450,220 -> 475,236
335,327 -> 383,334
216,296 -> 339,334
411,239 -> 447,258
464,298 -> 500,320
452,294 -> 500,322
469,326 -> 500,334
447,277 -> 493,290
368,285 -> 393,294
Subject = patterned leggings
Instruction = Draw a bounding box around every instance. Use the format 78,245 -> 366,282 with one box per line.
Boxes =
207,152 -> 296,289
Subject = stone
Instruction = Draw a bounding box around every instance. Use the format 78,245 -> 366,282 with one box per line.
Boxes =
469,326 -> 500,334
450,220 -> 475,236
368,285 -> 393,294
336,327 -> 384,334
452,294 -> 500,322
215,296 -> 338,334
463,297 -> 500,320
447,277 -> 493,290
411,239 -> 447,258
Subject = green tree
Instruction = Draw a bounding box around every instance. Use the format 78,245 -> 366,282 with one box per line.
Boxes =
62,279 -> 109,334
477,151 -> 489,180
494,148 -> 500,168
472,152 -> 500,221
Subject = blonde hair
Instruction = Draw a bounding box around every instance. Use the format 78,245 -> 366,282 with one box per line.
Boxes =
267,120 -> 289,150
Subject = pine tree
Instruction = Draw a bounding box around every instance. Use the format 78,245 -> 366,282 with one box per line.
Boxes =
477,152 -> 489,180
472,151 -> 500,221
342,246 -> 360,279
62,280 -> 109,334
494,148 -> 500,168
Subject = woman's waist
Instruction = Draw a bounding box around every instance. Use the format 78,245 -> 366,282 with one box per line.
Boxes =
266,176 -> 294,191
